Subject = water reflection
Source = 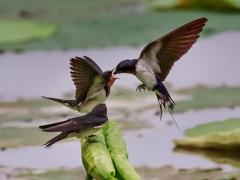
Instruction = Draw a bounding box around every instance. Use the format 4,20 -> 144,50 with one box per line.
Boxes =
175,148 -> 240,169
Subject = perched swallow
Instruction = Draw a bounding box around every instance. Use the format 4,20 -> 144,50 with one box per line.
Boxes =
39,104 -> 108,147
43,56 -> 118,113
114,18 -> 207,120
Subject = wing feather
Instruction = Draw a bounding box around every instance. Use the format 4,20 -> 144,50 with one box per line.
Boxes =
40,115 -> 107,132
139,17 -> 207,80
70,56 -> 104,103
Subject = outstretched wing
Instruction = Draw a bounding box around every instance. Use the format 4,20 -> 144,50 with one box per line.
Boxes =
70,56 -> 104,103
139,18 -> 207,80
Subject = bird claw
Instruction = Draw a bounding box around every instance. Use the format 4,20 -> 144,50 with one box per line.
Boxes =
136,84 -> 146,92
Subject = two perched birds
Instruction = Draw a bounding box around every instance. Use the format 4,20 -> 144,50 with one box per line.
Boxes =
40,17 -> 208,146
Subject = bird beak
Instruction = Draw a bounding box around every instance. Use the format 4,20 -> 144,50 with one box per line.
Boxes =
107,69 -> 119,87
112,68 -> 119,80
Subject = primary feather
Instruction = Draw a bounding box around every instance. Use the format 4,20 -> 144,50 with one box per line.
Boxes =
140,17 -> 208,80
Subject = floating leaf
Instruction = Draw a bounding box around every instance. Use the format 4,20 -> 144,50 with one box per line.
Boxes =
0,20 -> 56,48
174,118 -> 240,150
148,0 -> 240,11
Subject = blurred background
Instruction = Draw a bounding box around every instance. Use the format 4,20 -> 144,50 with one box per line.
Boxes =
0,0 -> 240,179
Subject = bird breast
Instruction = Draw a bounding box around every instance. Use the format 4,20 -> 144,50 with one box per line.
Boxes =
81,88 -> 107,113
136,60 -> 157,90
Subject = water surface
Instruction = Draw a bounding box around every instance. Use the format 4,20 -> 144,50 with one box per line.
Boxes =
0,107 -> 240,170
1,32 -> 240,100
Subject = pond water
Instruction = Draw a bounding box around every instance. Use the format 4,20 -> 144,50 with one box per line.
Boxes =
0,31 -> 240,173
0,31 -> 240,100
0,107 -> 240,170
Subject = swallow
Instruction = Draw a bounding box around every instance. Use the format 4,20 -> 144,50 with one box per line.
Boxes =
114,18 -> 207,121
43,56 -> 118,113
39,104 -> 108,147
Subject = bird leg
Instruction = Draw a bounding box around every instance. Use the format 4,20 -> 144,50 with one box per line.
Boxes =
136,84 -> 146,92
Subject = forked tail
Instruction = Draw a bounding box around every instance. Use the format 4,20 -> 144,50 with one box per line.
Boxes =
39,119 -> 70,147
42,132 -> 68,147
155,93 -> 180,131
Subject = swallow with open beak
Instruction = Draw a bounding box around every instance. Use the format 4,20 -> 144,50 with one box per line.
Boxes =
43,56 -> 118,113
114,18 -> 208,121
39,104 -> 108,147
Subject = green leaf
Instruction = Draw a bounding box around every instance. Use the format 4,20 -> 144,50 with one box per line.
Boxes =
175,129 -> 240,150
81,131 -> 116,180
185,118 -> 240,137
0,20 -> 56,48
80,122 -> 141,180
175,118 -> 240,150
148,0 -> 240,11
104,122 -> 141,180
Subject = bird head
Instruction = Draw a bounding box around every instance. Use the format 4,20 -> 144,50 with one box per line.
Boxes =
103,70 -> 119,88
114,59 -> 138,74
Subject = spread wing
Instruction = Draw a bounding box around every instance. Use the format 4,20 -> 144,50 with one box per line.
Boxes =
139,17 -> 207,80
70,56 -> 104,103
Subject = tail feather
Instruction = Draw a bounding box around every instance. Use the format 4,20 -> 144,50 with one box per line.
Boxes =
156,92 -> 175,112
165,97 -> 175,112
155,92 -> 180,131
168,108 -> 180,132
156,94 -> 163,121
42,96 -> 76,106
154,78 -> 175,111
43,132 -> 68,147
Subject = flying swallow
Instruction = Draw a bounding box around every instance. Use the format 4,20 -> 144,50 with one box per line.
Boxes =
39,104 -> 108,147
43,56 -> 118,113
114,18 -> 207,120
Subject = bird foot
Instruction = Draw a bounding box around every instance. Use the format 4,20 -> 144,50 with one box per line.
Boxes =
136,84 -> 146,92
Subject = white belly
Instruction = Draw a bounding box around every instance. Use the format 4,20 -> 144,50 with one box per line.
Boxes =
136,60 -> 157,90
